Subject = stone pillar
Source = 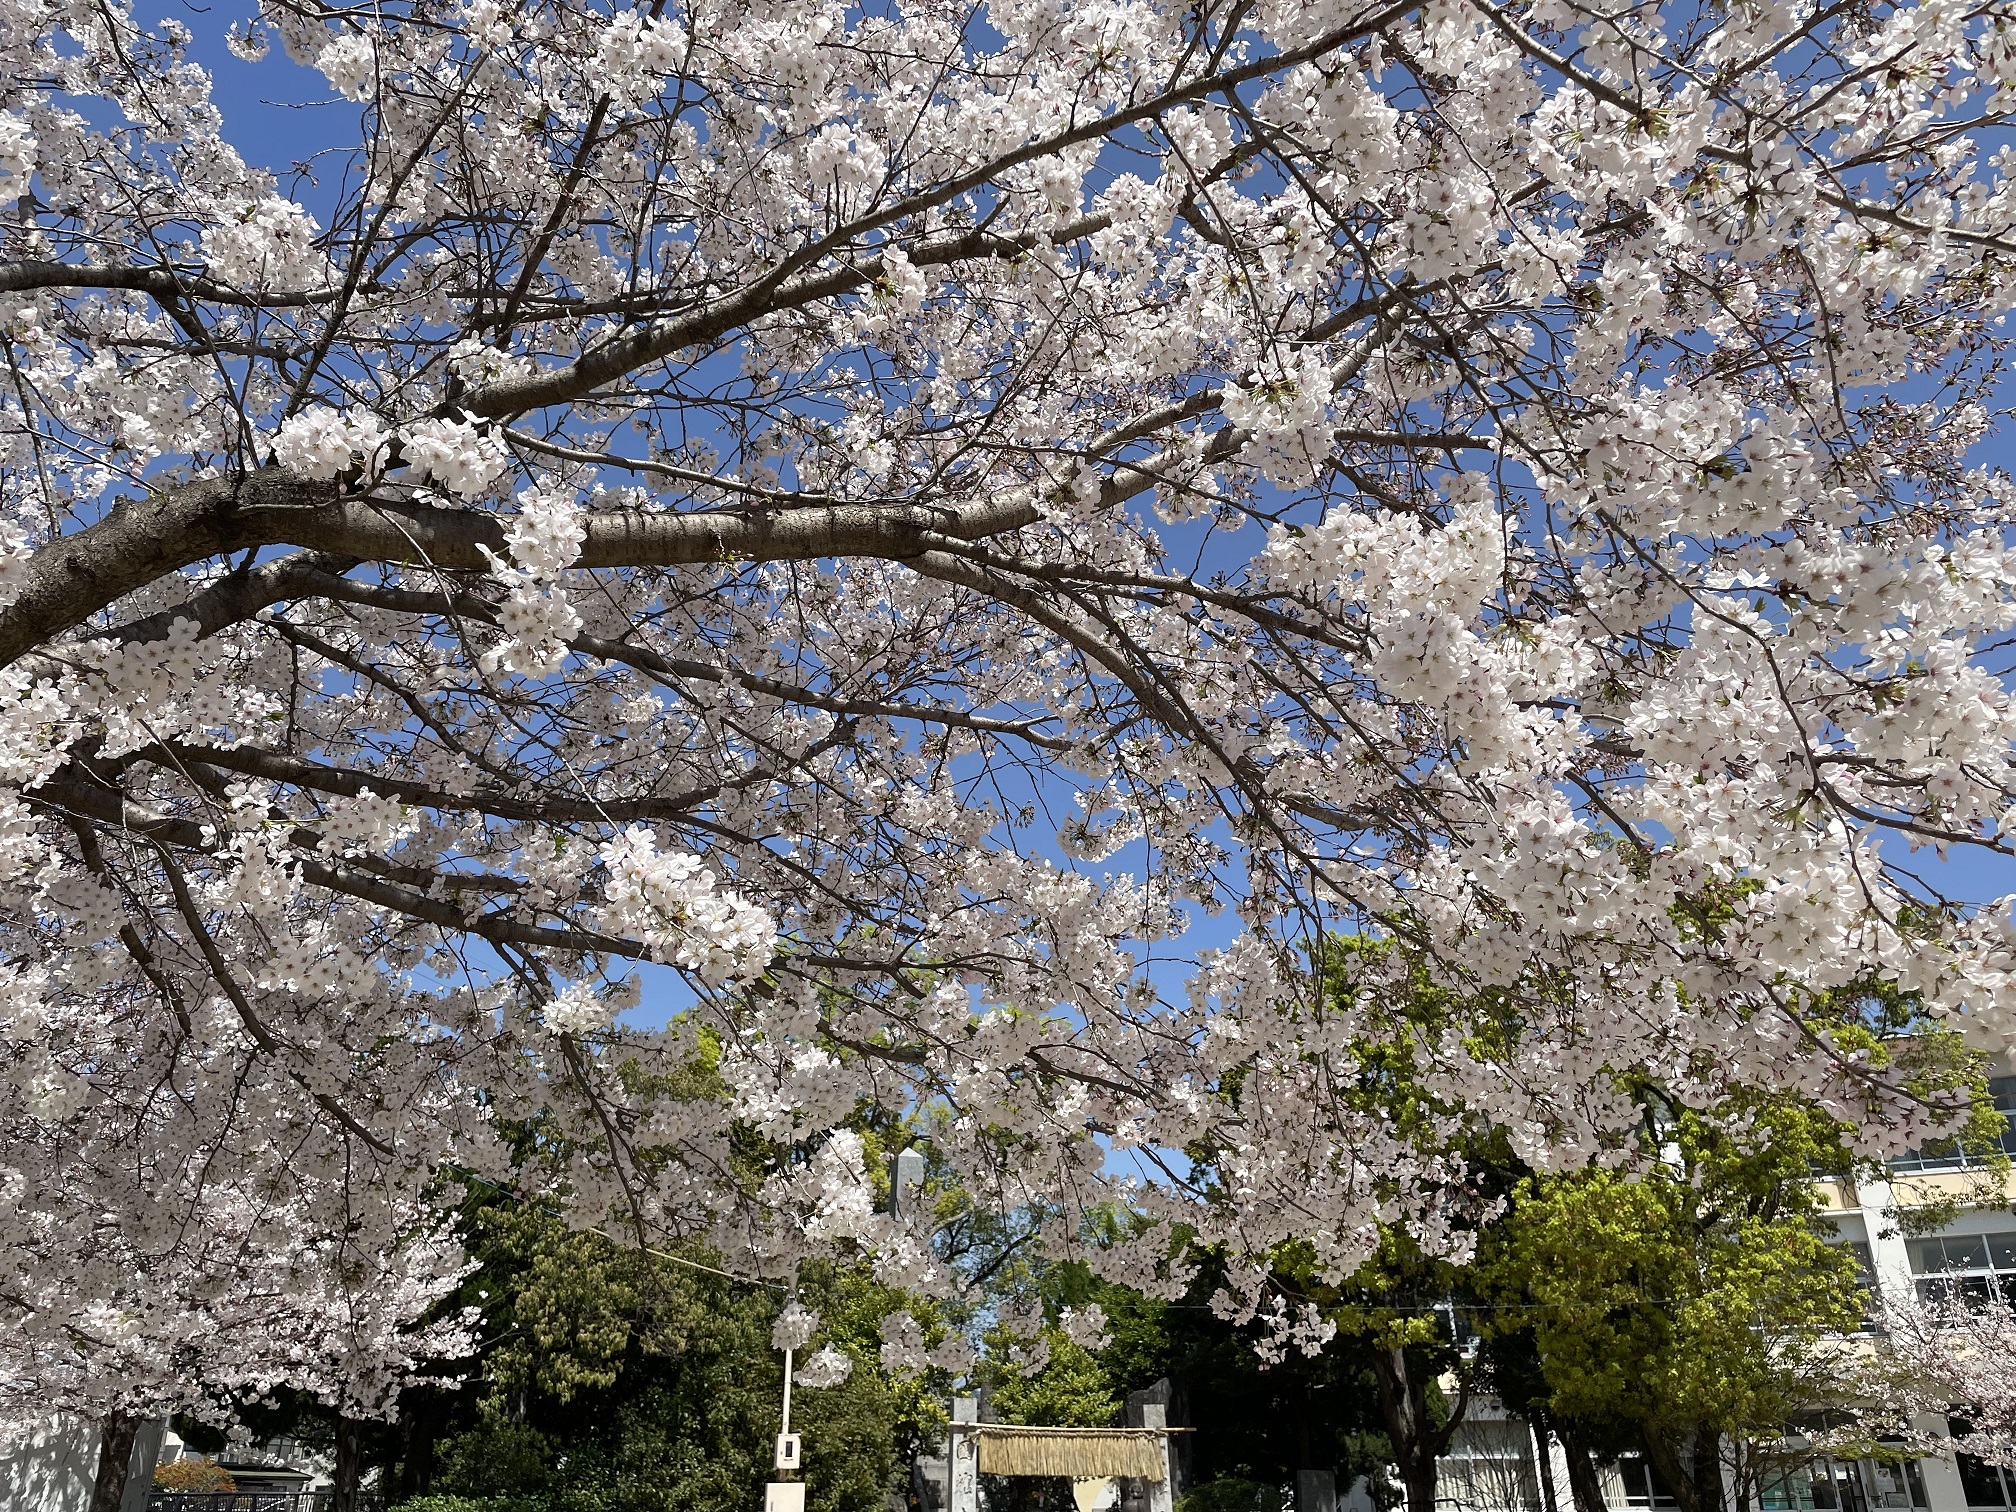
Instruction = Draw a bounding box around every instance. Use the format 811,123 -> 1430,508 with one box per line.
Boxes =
1297,1470 -> 1337,1512
1139,1404 -> 1174,1512
949,1396 -> 980,1512
118,1421 -> 164,1512
1124,1379 -> 1185,1512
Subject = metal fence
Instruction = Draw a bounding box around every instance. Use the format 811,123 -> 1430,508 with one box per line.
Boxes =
147,1495 -> 385,1512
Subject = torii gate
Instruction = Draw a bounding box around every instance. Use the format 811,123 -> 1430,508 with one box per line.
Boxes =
945,1397 -> 1182,1512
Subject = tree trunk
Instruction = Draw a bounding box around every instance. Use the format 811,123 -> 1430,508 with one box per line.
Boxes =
88,1413 -> 144,1512
397,1414 -> 436,1499
1691,1429 -> 1726,1512
1555,1428 -> 1609,1512
332,1414 -> 364,1512
1368,1342 -> 1466,1512
1643,1428 -> 1724,1512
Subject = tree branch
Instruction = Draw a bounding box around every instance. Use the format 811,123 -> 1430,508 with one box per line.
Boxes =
0,471 -> 1040,667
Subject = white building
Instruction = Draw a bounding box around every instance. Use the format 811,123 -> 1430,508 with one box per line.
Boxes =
0,1418 -> 162,1512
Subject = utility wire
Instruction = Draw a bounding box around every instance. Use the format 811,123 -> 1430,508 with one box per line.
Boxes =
441,1161 -> 790,1293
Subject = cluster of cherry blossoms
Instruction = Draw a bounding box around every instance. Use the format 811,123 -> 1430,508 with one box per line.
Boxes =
1,0 -> 2015,1434
1828,1294 -> 2016,1467
594,827 -> 779,986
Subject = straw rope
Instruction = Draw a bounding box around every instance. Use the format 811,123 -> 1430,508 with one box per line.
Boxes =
971,1427 -> 1169,1480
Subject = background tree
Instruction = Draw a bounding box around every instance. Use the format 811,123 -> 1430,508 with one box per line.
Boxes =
1317,1234 -> 1479,1512
1232,934 -> 1535,1512
1834,1292 -> 2016,1471
1464,978 -> 2010,1512
1093,1262 -> 1393,1505
1472,1325 -> 1624,1512
1474,1093 -> 1876,1512
366,1199 -> 907,1512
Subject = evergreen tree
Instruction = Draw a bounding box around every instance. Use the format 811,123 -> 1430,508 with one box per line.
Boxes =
383,1202 -> 904,1512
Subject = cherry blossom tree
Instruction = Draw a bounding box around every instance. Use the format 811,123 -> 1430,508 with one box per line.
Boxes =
205,1227 -> 478,1512
0,1135 -> 472,1512
3,0 -> 2016,1375
1833,1293 -> 2016,1465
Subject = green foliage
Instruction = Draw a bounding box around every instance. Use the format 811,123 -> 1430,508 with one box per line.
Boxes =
1471,1089 -> 1874,1512
435,1421 -> 556,1497
1082,1259 -> 1388,1493
400,1195 -> 899,1512
1480,1165 -> 1861,1430
988,1331 -> 1120,1428
1175,1479 -> 1285,1512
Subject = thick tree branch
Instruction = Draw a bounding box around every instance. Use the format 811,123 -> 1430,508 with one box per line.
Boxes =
0,260 -> 344,306
0,472 -> 1040,668
29,774 -> 636,958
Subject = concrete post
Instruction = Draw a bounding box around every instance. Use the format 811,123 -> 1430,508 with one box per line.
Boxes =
950,1396 -> 980,1512
118,1421 -> 164,1512
1139,1404 -> 1174,1512
1536,1426 -> 1575,1512
1911,1410 -> 1971,1512
1296,1469 -> 1337,1512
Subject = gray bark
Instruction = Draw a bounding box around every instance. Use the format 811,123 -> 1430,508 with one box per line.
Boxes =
0,468 -> 1041,671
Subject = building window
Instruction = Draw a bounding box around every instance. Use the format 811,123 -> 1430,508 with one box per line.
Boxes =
1956,1455 -> 2015,1511
1760,1465 -> 1826,1511
1863,1454 -> 1930,1510
1889,1078 -> 2016,1173
1907,1231 -> 2016,1308
1605,1455 -> 1678,1510
1763,1459 -> 1847,1512
1758,1454 -> 1927,1512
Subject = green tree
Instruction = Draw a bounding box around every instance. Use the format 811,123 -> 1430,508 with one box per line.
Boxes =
385,1197 -> 902,1512
1474,1093 -> 1873,1512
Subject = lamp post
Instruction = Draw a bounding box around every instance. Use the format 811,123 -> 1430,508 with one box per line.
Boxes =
767,1312 -> 806,1512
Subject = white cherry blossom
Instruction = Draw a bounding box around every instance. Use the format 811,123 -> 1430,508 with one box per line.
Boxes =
0,0 -> 2014,1423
